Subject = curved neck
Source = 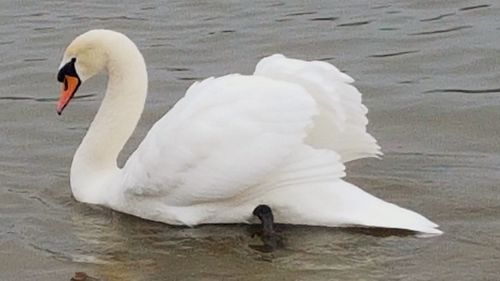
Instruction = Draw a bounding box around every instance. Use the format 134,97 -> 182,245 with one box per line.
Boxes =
71,41 -> 147,204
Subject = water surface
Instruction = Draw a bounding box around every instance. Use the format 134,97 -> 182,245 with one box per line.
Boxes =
1,1 -> 499,280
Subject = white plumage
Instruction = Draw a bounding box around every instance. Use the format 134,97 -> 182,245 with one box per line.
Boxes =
58,30 -> 441,236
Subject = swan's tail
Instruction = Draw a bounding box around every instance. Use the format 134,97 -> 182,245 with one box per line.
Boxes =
265,180 -> 442,236
251,147 -> 443,236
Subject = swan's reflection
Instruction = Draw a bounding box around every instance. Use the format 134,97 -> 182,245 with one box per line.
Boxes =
69,201 -> 421,280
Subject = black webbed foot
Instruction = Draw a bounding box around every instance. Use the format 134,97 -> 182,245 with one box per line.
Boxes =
251,204 -> 283,252
71,272 -> 100,281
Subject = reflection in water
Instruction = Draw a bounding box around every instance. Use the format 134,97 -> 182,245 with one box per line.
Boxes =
67,202 -> 424,280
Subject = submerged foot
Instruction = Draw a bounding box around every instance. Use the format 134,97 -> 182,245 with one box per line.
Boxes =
70,272 -> 100,281
251,204 -> 283,252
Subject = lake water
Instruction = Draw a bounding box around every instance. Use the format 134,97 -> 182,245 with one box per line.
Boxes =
1,1 -> 499,280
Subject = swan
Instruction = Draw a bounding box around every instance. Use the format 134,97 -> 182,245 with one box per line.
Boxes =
56,29 -> 442,236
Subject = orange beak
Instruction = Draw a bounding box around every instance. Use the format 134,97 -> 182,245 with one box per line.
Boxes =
57,75 -> 80,115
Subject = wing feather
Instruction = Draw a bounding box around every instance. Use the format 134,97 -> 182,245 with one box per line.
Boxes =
122,54 -> 381,208
254,54 -> 381,162
122,74 -> 318,205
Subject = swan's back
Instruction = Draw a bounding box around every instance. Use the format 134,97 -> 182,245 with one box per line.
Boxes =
122,74 -> 318,203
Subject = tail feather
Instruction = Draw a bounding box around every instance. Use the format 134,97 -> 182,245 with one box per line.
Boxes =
265,181 -> 442,236
253,146 -> 442,236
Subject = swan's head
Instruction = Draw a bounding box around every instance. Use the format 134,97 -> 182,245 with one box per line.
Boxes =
56,30 -> 119,115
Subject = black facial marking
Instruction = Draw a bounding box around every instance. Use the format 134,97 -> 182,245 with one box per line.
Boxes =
57,57 -> 78,82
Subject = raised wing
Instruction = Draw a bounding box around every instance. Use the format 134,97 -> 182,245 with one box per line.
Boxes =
254,54 -> 381,162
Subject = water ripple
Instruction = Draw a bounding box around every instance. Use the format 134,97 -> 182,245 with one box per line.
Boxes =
310,17 -> 338,22
286,11 -> 316,16
24,58 -> 47,62
372,5 -> 391,9
0,93 -> 96,102
208,30 -> 235,35
425,88 -> 500,94
409,25 -> 472,35
459,4 -> 491,11
12,12 -> 48,17
176,77 -> 204,81
316,56 -> 335,61
33,27 -> 55,31
420,13 -> 456,22
163,67 -> 191,72
338,20 -> 371,27
29,195 -> 52,208
369,50 -> 419,58
72,15 -> 146,21
379,27 -> 399,31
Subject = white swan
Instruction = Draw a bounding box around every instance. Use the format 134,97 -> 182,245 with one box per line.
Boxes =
56,29 -> 442,235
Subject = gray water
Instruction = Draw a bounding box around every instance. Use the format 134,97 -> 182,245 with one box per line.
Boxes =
1,1 -> 500,280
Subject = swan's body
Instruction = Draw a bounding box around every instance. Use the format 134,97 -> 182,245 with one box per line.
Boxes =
57,30 -> 442,235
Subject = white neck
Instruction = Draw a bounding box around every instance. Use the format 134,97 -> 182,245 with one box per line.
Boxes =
70,37 -> 148,204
